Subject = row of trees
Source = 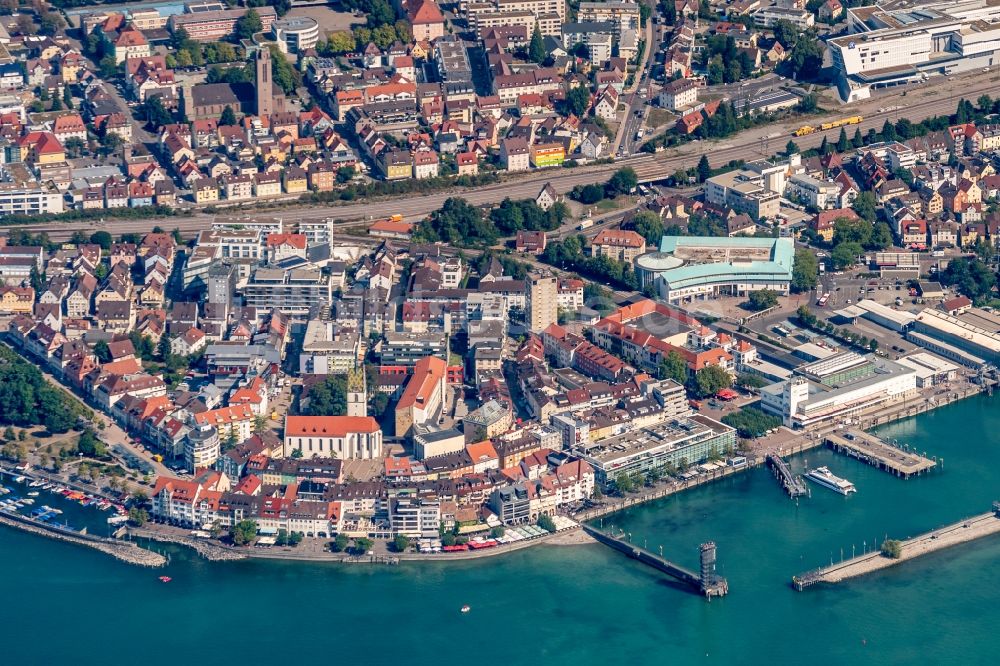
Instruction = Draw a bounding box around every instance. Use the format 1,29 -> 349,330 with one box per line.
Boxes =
569,168 -> 639,205
303,171 -> 499,205
796,306 -> 880,352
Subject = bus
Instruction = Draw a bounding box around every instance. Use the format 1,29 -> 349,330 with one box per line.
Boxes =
817,293 -> 830,307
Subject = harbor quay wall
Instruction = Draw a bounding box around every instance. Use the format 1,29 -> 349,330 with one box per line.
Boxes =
795,510 -> 1000,589
0,511 -> 166,567
127,527 -> 248,562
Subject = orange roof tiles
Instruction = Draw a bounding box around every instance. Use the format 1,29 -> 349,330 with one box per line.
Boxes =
396,355 -> 447,411
284,416 -> 380,437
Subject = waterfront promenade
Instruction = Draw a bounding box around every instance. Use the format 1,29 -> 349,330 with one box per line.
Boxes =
794,508 -> 1000,590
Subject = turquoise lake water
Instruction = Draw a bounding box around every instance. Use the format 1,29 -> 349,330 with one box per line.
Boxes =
2,394 -> 999,665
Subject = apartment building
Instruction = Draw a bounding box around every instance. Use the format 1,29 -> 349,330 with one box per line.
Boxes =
527,274 -> 558,332
241,267 -> 333,317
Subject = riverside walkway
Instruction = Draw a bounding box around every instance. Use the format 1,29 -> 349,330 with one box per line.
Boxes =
825,430 -> 936,478
793,504 -> 1000,590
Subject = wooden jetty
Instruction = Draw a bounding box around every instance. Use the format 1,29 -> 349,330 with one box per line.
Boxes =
793,503 -> 1000,591
825,430 -> 936,478
766,454 -> 808,498
582,524 -> 728,597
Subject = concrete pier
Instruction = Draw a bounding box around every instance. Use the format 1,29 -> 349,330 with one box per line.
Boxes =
793,504 -> 1000,590
582,524 -> 728,597
825,430 -> 936,478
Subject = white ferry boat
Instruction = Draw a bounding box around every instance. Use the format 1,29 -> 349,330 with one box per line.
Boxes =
805,466 -> 857,495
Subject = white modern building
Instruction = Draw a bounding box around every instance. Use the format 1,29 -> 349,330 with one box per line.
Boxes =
0,183 -> 65,216
271,16 -> 320,53
829,0 -> 1000,101
760,355 -> 918,428
184,423 -> 220,472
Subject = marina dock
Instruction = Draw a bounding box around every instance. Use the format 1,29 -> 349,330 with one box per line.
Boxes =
793,503 -> 1000,590
582,524 -> 728,597
825,430 -> 936,478
766,454 -> 808,498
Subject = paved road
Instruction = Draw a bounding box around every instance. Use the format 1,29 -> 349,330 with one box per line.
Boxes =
614,15 -> 659,156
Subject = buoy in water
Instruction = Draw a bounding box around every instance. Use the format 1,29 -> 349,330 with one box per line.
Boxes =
460,605 -> 470,613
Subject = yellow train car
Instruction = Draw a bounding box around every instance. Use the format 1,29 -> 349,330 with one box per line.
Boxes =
793,125 -> 816,136
820,116 -> 864,131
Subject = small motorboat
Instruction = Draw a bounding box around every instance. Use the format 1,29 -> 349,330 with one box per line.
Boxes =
159,576 -> 172,583
27,492 -> 39,497
460,605 -> 471,614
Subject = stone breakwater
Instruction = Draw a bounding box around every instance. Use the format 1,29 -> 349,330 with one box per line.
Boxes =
129,528 -> 248,562
0,513 -> 165,567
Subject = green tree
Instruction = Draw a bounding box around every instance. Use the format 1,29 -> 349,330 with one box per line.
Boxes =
697,155 -> 712,183
834,216 -> 874,245
880,539 -> 902,559
528,22 -> 546,63
219,105 -> 237,126
565,85 -> 591,118
230,519 -> 258,546
332,533 -> 349,552
605,167 -> 638,198
353,537 -> 374,554
538,515 -> 557,533
89,231 -> 113,251
792,248 -> 819,292
658,350 -> 688,383
785,139 -> 799,155
870,221 -> 894,250
747,289 -> 779,311
393,534 -> 410,552
836,127 -> 849,153
939,256 -> 997,302
788,33 -> 824,79
127,507 -> 149,526
489,526 -> 506,539
831,241 -> 864,269
631,210 -> 664,245
694,365 -> 732,398
305,375 -> 348,415
141,95 -> 173,128
773,19 -> 799,48
234,9 -> 262,40
99,55 -> 117,79
614,472 -> 634,493
851,191 -> 878,223
94,340 -> 112,363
